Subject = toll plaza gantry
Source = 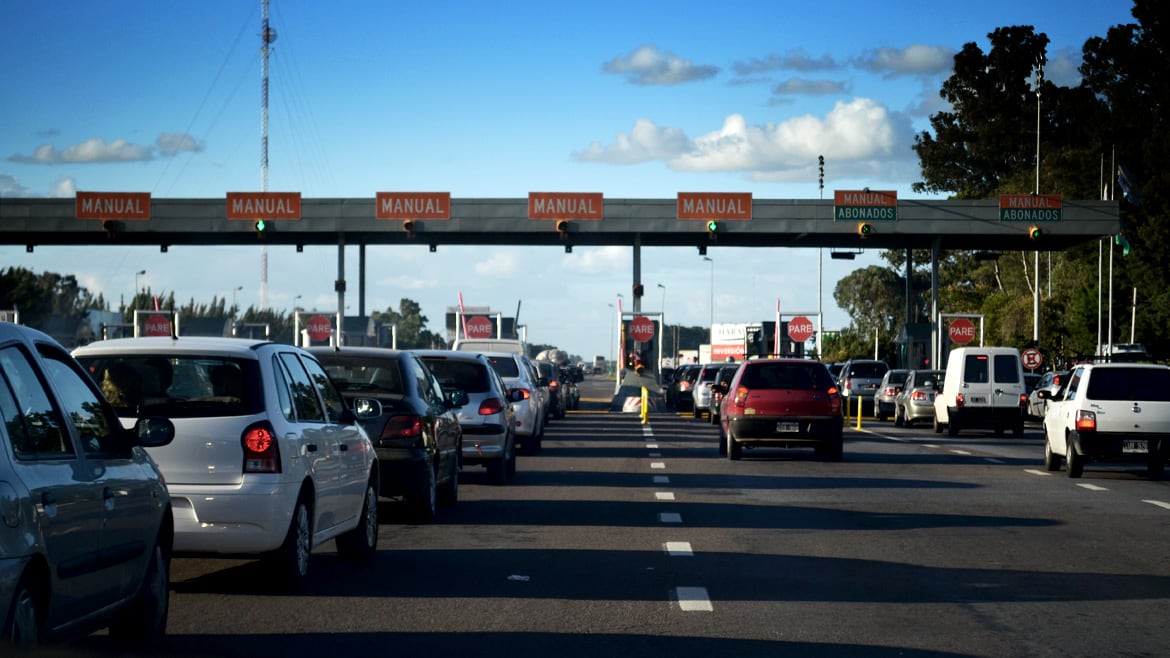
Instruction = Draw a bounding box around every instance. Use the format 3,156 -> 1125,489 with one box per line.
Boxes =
1,191 -> 1118,362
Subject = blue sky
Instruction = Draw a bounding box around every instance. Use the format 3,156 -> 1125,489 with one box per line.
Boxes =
0,0 -> 1136,361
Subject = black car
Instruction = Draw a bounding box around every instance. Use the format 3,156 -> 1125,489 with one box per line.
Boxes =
310,347 -> 466,522
708,363 -> 741,425
667,364 -> 701,410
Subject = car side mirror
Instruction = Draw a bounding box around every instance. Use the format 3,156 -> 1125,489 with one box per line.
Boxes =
447,388 -> 469,408
508,388 -> 527,403
134,416 -> 175,448
351,397 -> 384,420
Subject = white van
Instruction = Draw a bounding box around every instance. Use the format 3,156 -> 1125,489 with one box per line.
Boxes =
452,338 -> 529,355
933,346 -> 1028,437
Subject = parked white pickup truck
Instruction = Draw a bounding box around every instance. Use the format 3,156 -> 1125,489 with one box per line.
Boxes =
1039,362 -> 1170,478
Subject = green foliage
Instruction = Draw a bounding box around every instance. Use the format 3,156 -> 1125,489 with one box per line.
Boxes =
371,298 -> 446,349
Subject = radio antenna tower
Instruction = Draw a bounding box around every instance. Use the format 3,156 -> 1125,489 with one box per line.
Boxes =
259,0 -> 276,309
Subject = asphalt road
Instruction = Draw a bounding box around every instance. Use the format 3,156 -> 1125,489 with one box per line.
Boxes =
66,374 -> 1170,658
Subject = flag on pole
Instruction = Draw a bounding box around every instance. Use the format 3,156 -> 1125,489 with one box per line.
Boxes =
457,291 -> 468,338
1114,164 -> 1136,256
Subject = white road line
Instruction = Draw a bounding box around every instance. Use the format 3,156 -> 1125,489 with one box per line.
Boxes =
642,427 -> 654,435
1142,499 -> 1170,510
1077,483 -> 1109,491
984,458 -> 1005,464
676,587 -> 713,611
655,492 -> 675,500
924,444 -> 940,449
950,449 -> 972,455
659,512 -> 682,523
653,475 -> 670,484
649,452 -> 662,457
646,443 -> 659,448
1024,469 -> 1052,476
650,462 -> 666,469
664,542 -> 693,556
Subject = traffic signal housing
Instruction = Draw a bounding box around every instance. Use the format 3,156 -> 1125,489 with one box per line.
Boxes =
857,222 -> 872,237
254,219 -> 268,233
706,220 -> 719,237
1028,225 -> 1042,240
403,219 -> 416,236
556,219 -> 569,237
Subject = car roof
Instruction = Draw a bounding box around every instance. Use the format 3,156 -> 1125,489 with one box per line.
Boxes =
413,349 -> 487,362
73,336 -> 273,357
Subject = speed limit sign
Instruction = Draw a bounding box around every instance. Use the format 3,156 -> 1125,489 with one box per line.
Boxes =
1022,347 -> 1043,371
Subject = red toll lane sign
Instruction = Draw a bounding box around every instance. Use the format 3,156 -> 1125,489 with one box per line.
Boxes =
226,192 -> 302,219
628,316 -> 656,342
306,315 -> 333,342
527,192 -> 604,220
75,192 -> 151,220
1022,348 -> 1043,370
948,318 -> 976,345
465,315 -> 494,339
676,192 -> 753,220
787,316 -> 814,343
376,192 -> 451,219
143,316 -> 171,337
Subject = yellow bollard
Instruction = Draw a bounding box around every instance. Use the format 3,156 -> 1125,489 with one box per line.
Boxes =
855,396 -> 862,430
641,386 -> 649,424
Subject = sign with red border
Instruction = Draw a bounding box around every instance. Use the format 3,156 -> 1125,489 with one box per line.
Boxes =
75,192 -> 151,220
226,192 -> 302,220
376,192 -> 450,219
527,192 -> 603,220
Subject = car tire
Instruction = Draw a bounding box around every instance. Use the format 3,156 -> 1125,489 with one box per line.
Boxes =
1043,439 -> 1061,471
437,452 -> 459,506
718,424 -> 727,455
933,415 -> 944,434
1013,420 -> 1025,437
487,441 -> 511,484
407,462 -> 438,522
727,429 -> 742,461
692,405 -> 702,419
266,497 -> 312,589
335,478 -> 379,560
821,434 -> 844,462
505,435 -> 518,478
1147,456 -> 1165,480
947,417 -> 959,437
1065,439 -> 1084,478
4,575 -> 42,649
109,535 -> 169,645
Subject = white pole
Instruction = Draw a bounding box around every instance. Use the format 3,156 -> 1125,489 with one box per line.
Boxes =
1131,287 -> 1136,343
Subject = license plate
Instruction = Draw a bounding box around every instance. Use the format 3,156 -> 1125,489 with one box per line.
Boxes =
864,384 -> 877,390
776,422 -> 799,433
1122,439 -> 1148,454
968,396 -> 986,404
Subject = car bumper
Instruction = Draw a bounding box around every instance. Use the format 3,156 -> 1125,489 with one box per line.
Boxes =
376,447 -> 431,496
1070,431 -> 1170,461
168,482 -> 301,555
947,406 -> 1025,429
906,400 -> 936,422
728,415 -> 843,447
460,423 -> 508,461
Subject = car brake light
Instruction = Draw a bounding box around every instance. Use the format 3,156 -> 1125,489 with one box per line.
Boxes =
734,386 -> 749,406
243,423 -> 281,473
827,386 -> 839,396
479,397 -> 504,416
843,376 -> 852,392
679,381 -> 692,391
911,391 -> 927,401
382,414 -> 423,440
1075,410 -> 1096,431
549,380 -> 559,390
956,393 -> 965,408
1018,394 -> 1027,407
881,387 -> 898,397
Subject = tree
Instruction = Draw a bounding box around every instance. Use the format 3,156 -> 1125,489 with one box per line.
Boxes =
372,299 -> 446,349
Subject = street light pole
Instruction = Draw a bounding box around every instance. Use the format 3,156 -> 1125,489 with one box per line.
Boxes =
135,270 -> 145,297
607,303 -> 615,370
703,256 -> 714,342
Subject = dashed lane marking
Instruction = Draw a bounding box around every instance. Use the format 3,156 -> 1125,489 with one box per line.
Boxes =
650,462 -> 666,469
1077,483 -> 1109,491
649,452 -> 662,457
950,449 -> 972,455
646,443 -> 659,448
655,492 -> 675,500
653,475 -> 669,484
665,542 -> 693,556
659,513 -> 682,523
1142,500 -> 1170,510
984,458 -> 1005,464
1024,469 -> 1052,476
675,587 -> 713,612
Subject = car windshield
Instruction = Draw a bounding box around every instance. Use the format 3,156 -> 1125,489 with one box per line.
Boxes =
77,355 -> 261,417
1086,367 -> 1170,401
318,356 -> 405,394
847,363 -> 887,378
486,355 -> 521,378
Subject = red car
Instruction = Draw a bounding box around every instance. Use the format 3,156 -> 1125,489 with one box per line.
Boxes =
718,358 -> 844,461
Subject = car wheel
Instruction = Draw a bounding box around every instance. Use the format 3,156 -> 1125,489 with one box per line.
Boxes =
933,415 -> 943,434
1043,439 -> 1061,471
692,405 -> 702,419
947,417 -> 959,437
893,405 -> 903,427
437,452 -> 459,506
266,497 -> 312,589
505,435 -> 518,478
407,462 -> 438,522
727,428 -> 742,461
1147,456 -> 1165,480
820,434 -> 844,462
718,424 -> 727,455
1013,420 -> 1025,437
487,443 -> 509,484
4,575 -> 42,649
1065,439 -> 1084,478
109,535 -> 169,645
335,478 -> 379,560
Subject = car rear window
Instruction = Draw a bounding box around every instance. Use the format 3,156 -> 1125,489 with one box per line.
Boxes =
1086,367 -> 1170,401
739,362 -> 835,391
847,362 -> 888,379
77,355 -> 261,417
486,355 -> 520,378
318,356 -> 405,395
422,358 -> 490,393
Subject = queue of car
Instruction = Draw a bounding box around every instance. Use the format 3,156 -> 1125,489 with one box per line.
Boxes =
1,322 -> 592,651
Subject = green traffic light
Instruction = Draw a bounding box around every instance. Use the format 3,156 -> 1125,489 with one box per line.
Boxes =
707,220 -> 719,232
255,219 -> 267,232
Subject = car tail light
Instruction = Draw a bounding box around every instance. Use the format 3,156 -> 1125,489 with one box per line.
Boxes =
479,397 -> 504,416
881,386 -> 899,397
382,414 -> 423,441
511,388 -> 531,400
243,423 -> 281,473
956,393 -> 965,408
549,379 -> 559,391
679,381 -> 692,392
843,376 -> 853,392
1018,393 -> 1028,408
1075,410 -> 1096,431
911,390 -> 928,401
733,386 -> 750,407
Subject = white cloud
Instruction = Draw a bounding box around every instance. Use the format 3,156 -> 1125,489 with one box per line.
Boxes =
771,78 -> 850,96
575,98 -> 916,180
7,138 -> 153,164
602,45 -> 719,85
561,245 -> 627,274
157,133 -> 202,156
49,176 -> 76,198
0,173 -> 34,197
732,51 -> 840,76
855,44 -> 954,78
473,250 -> 521,277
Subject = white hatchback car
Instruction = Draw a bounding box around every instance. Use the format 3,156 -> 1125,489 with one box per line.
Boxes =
73,337 -> 382,589
481,351 -> 546,452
